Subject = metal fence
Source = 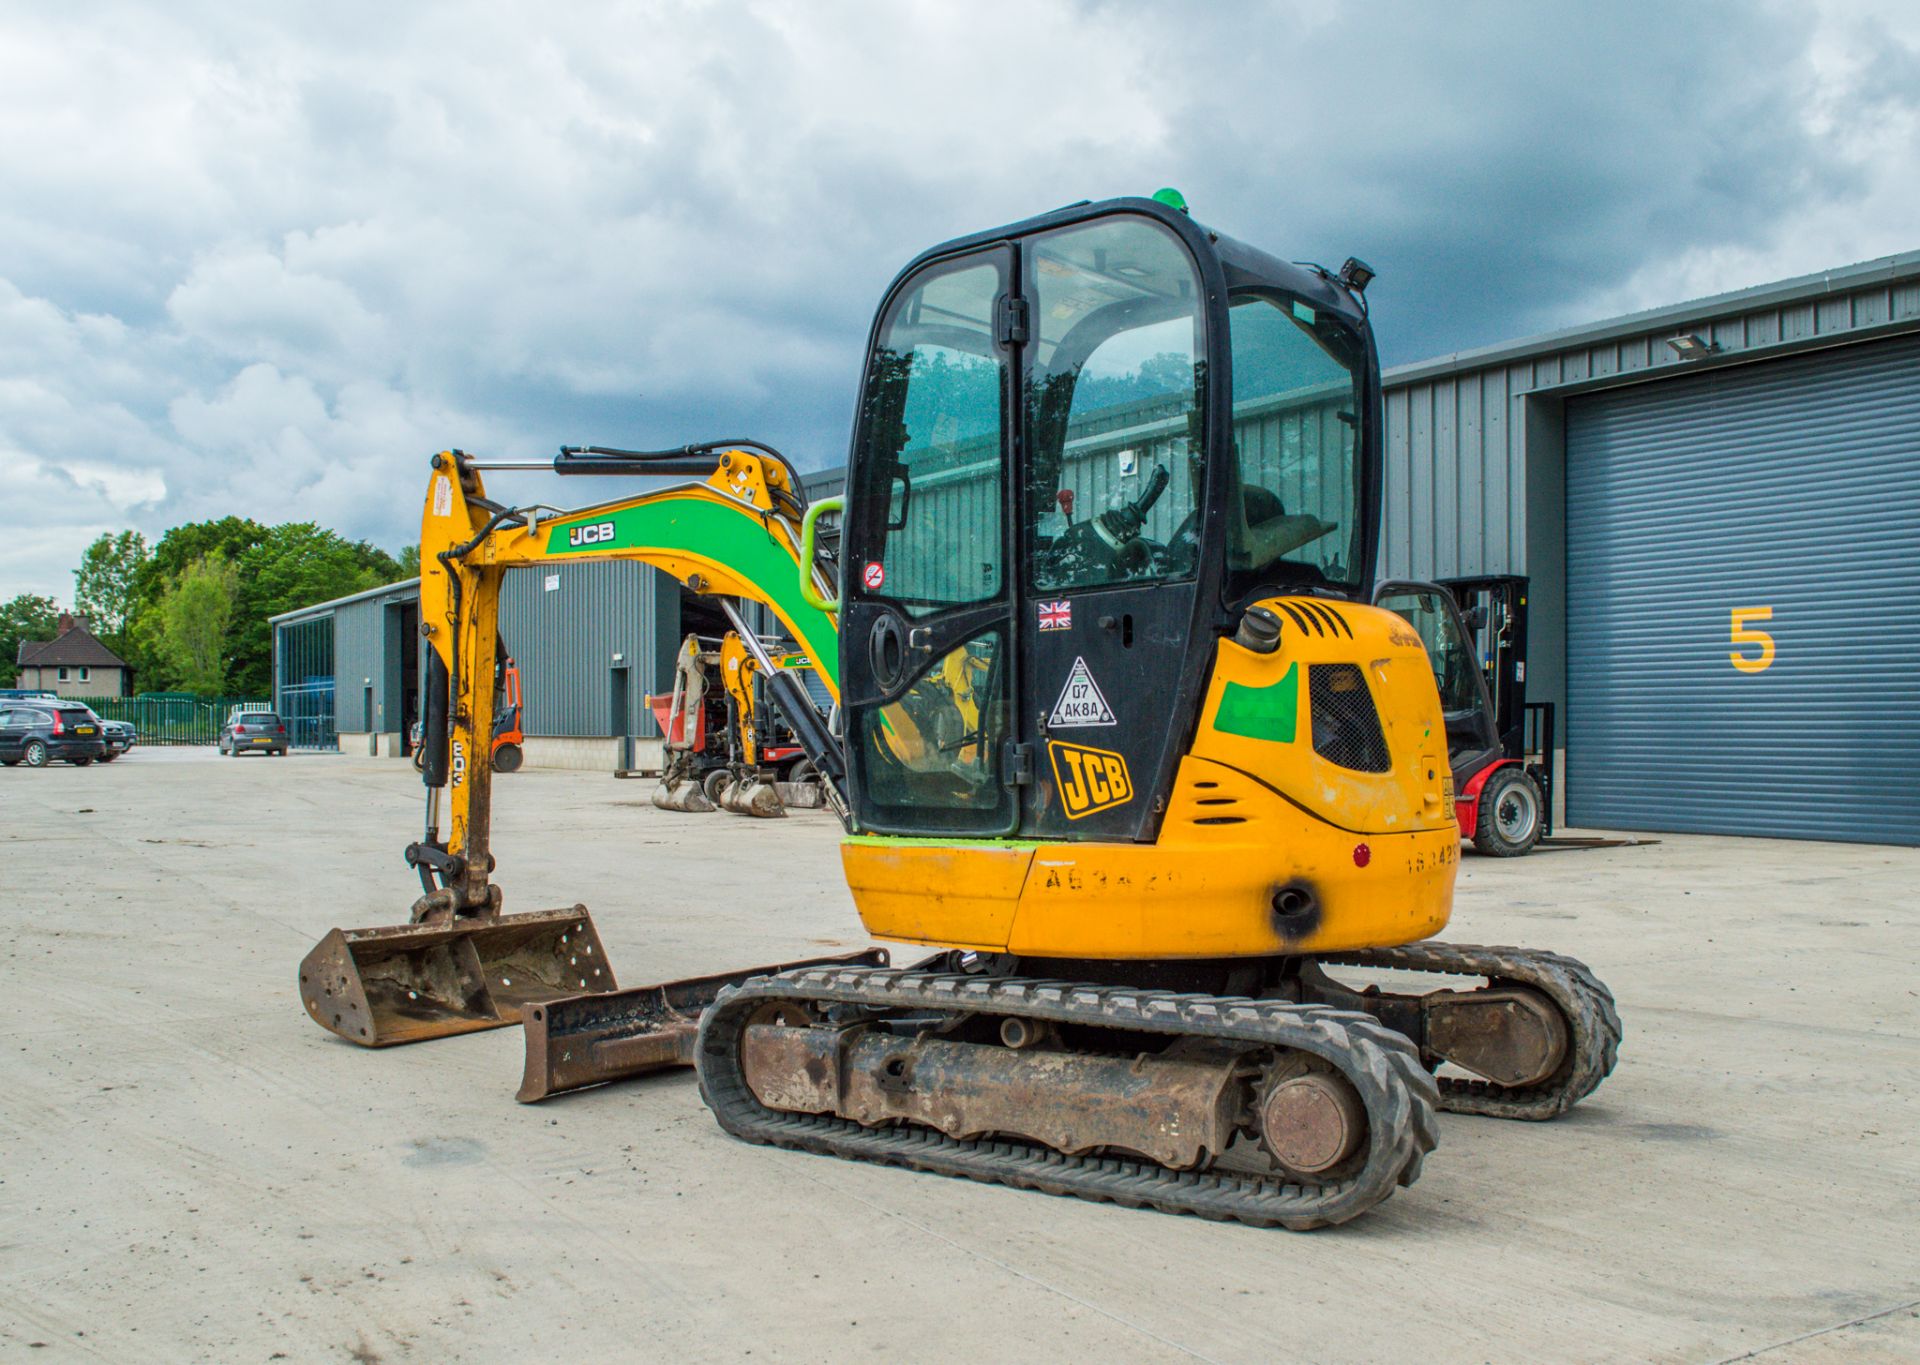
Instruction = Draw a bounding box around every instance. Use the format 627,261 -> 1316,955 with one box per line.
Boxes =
274,613 -> 338,751
52,693 -> 273,746
277,680 -> 338,751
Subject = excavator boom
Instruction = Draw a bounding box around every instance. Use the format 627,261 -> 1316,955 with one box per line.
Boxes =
300,443 -> 848,1047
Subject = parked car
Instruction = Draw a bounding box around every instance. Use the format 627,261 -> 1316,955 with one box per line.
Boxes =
0,701 -> 109,767
97,718 -> 137,760
218,711 -> 289,756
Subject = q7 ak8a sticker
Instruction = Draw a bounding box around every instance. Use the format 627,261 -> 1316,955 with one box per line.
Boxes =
1048,656 -> 1115,727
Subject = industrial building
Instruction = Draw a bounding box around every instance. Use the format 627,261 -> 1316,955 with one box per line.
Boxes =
273,250 -> 1919,845
273,564 -> 679,771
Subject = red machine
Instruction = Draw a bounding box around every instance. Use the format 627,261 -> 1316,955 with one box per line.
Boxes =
490,658 -> 524,773
1375,577 -> 1547,856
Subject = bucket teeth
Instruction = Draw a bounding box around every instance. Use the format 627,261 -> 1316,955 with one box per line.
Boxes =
297,905 -> 618,1047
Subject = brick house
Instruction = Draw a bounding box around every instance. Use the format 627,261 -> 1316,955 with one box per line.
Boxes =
15,614 -> 130,697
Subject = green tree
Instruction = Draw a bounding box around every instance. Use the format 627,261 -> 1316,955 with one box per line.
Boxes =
395,544 -> 420,577
73,530 -> 150,645
225,524 -> 405,695
1,593 -> 62,684
157,552 -> 239,694
124,517 -> 269,689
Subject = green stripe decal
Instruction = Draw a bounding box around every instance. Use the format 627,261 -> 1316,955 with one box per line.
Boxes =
1214,662 -> 1299,743
546,498 -> 839,688
844,835 -> 1044,849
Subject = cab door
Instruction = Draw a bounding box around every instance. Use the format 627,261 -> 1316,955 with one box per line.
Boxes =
840,246 -> 1022,836
1016,215 -> 1213,841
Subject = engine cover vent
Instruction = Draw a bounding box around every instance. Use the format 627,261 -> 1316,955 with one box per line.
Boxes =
1309,664 -> 1391,773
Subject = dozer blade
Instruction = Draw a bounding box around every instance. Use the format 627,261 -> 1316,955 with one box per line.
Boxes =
517,948 -> 888,1102
299,905 -> 617,1047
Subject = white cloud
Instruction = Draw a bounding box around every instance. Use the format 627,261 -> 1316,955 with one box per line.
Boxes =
0,0 -> 1915,600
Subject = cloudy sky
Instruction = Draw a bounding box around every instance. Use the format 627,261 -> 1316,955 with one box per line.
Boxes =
3,0 -> 1917,599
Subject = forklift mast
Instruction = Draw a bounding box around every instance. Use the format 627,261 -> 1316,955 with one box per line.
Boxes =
1435,575 -> 1529,760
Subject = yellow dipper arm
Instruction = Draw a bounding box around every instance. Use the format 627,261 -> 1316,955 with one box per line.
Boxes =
410,447 -> 838,919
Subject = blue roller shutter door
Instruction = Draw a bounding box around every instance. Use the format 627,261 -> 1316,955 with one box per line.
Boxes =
1565,333 -> 1920,844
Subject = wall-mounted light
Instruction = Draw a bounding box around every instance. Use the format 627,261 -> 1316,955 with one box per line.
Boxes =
1667,332 -> 1717,360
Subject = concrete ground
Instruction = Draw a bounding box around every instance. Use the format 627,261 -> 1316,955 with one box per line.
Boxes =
1,749 -> 1915,1364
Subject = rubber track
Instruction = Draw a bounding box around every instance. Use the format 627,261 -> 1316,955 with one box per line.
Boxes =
696,967 -> 1440,1230
1322,941 -> 1622,1121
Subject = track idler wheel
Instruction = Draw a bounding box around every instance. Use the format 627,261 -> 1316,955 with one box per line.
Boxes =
1256,1057 -> 1367,1179
1424,987 -> 1568,1088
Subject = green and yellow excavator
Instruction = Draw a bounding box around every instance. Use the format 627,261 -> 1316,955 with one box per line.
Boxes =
299,194 -> 1619,1228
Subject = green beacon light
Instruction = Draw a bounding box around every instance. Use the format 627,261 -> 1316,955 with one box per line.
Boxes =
1151,187 -> 1190,214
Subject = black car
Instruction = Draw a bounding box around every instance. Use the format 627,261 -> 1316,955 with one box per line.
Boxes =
219,711 -> 289,756
0,701 -> 108,767
97,717 -> 137,759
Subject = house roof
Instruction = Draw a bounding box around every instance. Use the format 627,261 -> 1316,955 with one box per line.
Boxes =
17,623 -> 128,668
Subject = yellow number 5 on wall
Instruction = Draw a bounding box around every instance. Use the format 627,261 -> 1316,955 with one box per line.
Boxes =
1730,606 -> 1775,673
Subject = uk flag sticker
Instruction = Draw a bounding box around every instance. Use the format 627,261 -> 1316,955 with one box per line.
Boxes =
1037,599 -> 1072,631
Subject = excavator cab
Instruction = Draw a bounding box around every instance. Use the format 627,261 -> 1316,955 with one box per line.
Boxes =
838,196 -> 1380,843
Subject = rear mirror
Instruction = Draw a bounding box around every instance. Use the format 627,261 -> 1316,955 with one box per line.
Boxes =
1462,603 -> 1488,632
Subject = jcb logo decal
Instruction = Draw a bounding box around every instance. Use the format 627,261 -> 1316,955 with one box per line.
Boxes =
1048,740 -> 1133,819
566,521 -> 617,548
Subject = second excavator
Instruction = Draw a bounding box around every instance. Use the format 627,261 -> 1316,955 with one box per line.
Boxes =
299,193 -> 1619,1228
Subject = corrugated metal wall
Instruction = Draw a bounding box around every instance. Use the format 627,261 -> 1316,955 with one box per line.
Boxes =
1383,369 -> 1523,581
498,561 -> 678,737
1563,333 -> 1920,843
1379,266 -> 1920,583
332,598 -> 386,731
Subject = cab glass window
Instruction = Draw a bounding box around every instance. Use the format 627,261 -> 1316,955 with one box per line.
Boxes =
851,632 -> 1009,826
1224,295 -> 1365,594
851,258 -> 1006,617
1023,217 -> 1206,591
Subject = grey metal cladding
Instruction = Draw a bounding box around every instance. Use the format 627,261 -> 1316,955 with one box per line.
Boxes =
1378,259 -> 1920,585
498,561 -> 675,737
332,598 -> 386,729
1563,331 -> 1920,845
1382,370 -> 1520,581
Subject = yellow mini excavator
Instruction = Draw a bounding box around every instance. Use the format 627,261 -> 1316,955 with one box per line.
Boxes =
299,194 -> 1619,1228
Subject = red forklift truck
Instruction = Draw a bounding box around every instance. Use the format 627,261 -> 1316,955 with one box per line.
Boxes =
1374,576 -> 1550,856
413,657 -> 525,774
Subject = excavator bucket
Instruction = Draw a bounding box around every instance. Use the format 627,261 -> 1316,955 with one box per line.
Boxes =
650,769 -> 715,812
717,773 -> 785,818
517,948 -> 887,1101
299,905 -> 617,1047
